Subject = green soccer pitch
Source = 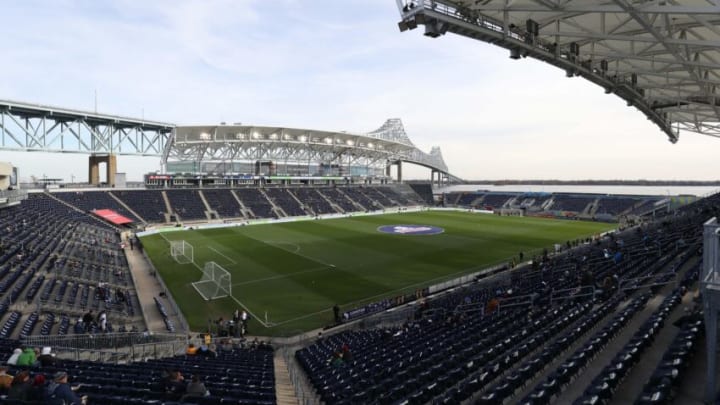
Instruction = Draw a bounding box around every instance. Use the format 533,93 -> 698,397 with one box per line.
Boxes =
140,211 -> 615,337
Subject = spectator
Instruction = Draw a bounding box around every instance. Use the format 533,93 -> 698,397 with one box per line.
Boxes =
98,311 -> 107,332
7,370 -> 31,400
82,311 -> 93,332
6,348 -> 21,365
186,343 -> 198,355
16,347 -> 37,367
0,366 -> 13,392
162,369 -> 186,399
38,347 -> 57,367
28,373 -> 46,401
46,371 -> 85,405
182,374 -> 208,399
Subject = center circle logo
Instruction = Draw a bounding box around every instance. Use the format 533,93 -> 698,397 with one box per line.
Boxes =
377,224 -> 444,235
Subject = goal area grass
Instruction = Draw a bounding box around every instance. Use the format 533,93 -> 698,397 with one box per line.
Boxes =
139,211 -> 615,337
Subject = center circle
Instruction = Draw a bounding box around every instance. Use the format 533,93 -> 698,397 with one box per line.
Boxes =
377,224 -> 445,235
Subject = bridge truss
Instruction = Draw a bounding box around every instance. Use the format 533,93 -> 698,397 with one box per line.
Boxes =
396,0 -> 720,143
0,99 -> 173,155
165,119 -> 462,182
0,99 -> 460,182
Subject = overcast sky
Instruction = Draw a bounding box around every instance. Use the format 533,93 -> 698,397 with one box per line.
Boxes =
0,0 -> 717,182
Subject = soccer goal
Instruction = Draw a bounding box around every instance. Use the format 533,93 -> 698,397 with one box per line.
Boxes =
192,261 -> 232,301
170,240 -> 194,264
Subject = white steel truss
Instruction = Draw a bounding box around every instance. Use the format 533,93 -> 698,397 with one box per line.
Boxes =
0,99 -> 174,155
165,119 -> 461,180
396,0 -> 720,142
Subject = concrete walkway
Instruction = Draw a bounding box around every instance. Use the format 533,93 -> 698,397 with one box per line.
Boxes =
124,242 -> 183,333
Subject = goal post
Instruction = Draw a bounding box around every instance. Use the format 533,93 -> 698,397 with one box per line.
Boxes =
170,240 -> 194,264
192,261 -> 232,301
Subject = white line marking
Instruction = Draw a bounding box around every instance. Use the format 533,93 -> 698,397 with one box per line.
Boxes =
208,246 -> 237,264
231,265 -> 331,286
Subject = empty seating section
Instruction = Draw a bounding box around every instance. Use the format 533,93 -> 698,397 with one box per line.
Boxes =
550,195 -> 595,212
361,187 -> 396,207
516,193 -> 552,208
377,186 -> 423,206
595,197 -> 640,216
202,188 -> 243,218
634,314 -> 702,404
233,188 -> 276,219
408,183 -> 434,205
263,188 -> 306,216
53,191 -> 142,222
165,189 -> 207,220
340,187 -> 379,210
480,193 -> 514,209
113,190 -> 167,222
318,188 -> 359,212
291,188 -> 337,215
456,192 -> 481,206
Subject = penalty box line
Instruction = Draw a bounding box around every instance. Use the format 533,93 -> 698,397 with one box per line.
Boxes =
231,265 -> 334,287
158,233 -> 270,328
240,233 -> 336,268
208,245 -> 237,264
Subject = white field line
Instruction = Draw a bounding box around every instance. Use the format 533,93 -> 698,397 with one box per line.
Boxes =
231,265 -> 331,287
208,246 -> 237,264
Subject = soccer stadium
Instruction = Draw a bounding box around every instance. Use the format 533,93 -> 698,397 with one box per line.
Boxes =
0,1 -> 717,405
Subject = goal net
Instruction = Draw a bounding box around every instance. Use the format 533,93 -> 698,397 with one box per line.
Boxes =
192,261 -> 232,301
170,240 -> 194,264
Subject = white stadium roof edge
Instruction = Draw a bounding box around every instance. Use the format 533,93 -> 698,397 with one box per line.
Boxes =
396,0 -> 720,143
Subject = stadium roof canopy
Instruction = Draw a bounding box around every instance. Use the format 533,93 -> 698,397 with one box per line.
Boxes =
396,0 -> 720,142
165,119 -> 462,181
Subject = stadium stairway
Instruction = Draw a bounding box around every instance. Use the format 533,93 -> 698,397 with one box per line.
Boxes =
109,191 -> 147,223
274,352 -> 300,405
229,189 -> 253,219
608,285 -> 696,403
287,189 -> 314,216
197,190 -> 219,220
161,190 -> 173,222
260,188 -> 288,218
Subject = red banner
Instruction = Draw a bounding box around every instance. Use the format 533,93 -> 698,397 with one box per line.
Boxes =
92,209 -> 133,225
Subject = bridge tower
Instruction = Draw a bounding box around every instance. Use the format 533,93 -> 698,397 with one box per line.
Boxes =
88,154 -> 117,186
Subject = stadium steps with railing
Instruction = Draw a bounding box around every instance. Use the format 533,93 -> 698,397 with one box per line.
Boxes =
229,190 -> 253,219
335,188 -> 367,212
287,188 -> 315,216
197,190 -> 218,220
108,191 -> 147,223
552,255 -> 699,404
160,191 -> 173,223
317,188 -> 345,214
259,188 -> 288,218
274,352 -> 300,405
